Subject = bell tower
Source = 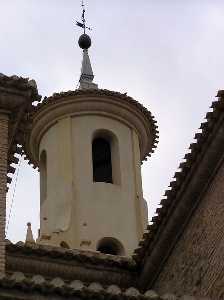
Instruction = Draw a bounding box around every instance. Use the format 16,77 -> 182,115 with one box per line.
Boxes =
25,3 -> 158,256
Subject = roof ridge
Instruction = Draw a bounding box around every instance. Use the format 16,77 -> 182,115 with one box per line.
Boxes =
6,239 -> 137,270
133,92 -> 224,263
0,73 -> 41,101
0,271 -> 209,300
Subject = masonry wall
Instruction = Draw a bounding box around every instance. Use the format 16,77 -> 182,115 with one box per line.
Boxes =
0,113 -> 9,273
153,158 -> 224,299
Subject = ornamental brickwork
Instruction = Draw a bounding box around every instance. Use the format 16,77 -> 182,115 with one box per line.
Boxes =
153,156 -> 224,299
0,112 -> 9,274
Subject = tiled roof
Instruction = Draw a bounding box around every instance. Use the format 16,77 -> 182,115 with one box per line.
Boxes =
6,240 -> 137,270
0,272 -> 209,300
31,88 -> 159,161
133,91 -> 224,264
0,73 -> 41,187
0,73 -> 40,102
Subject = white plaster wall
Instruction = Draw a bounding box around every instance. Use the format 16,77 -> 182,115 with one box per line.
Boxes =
39,114 -> 146,255
39,118 -> 73,236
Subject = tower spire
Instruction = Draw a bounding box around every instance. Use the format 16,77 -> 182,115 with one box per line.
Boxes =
25,222 -> 35,244
76,1 -> 98,90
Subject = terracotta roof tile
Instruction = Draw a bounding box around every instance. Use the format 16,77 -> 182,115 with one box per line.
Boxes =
133,91 -> 224,264
0,272 -> 209,300
0,74 -> 40,101
6,240 -> 137,270
29,88 -> 158,162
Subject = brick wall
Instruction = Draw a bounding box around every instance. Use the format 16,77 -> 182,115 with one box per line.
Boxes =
0,113 -> 9,273
153,158 -> 224,299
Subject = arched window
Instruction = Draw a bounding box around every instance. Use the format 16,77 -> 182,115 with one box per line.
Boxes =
40,150 -> 47,204
97,237 -> 125,256
92,138 -> 113,183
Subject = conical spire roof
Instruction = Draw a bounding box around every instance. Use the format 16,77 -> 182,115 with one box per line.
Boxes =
81,49 -> 94,80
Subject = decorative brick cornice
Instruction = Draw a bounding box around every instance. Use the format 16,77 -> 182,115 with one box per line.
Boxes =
0,74 -> 40,104
6,240 -> 138,288
134,91 -> 224,289
0,73 -> 41,188
6,240 -> 137,270
0,272 -> 210,300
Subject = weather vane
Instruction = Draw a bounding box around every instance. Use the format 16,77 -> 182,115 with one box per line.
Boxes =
76,0 -> 92,34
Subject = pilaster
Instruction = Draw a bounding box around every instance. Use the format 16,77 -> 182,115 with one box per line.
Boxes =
0,111 -> 9,274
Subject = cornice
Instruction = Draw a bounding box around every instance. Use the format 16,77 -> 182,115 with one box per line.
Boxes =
6,240 -> 137,270
0,73 -> 41,188
0,74 -> 40,107
23,89 -> 158,168
0,272 -> 209,300
6,239 -> 138,288
133,91 -> 224,289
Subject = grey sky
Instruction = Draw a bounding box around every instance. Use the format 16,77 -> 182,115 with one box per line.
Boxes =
2,0 -> 224,242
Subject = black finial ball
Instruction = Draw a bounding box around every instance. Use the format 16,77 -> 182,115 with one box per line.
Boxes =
78,34 -> 92,49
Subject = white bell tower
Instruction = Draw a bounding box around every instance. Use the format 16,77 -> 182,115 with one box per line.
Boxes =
25,5 -> 158,256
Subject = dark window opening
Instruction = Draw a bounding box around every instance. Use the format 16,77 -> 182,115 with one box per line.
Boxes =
98,243 -> 118,255
97,237 -> 124,256
92,138 -> 112,183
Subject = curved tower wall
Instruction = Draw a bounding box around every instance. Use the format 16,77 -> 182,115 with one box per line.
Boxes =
38,112 -> 147,255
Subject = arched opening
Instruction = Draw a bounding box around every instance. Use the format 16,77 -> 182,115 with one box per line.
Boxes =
40,150 -> 47,205
60,241 -> 70,249
97,237 -> 125,256
92,138 -> 112,183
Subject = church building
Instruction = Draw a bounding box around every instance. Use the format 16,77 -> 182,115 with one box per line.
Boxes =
0,4 -> 223,300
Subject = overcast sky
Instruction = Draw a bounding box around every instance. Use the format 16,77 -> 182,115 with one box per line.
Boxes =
2,0 -> 224,242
